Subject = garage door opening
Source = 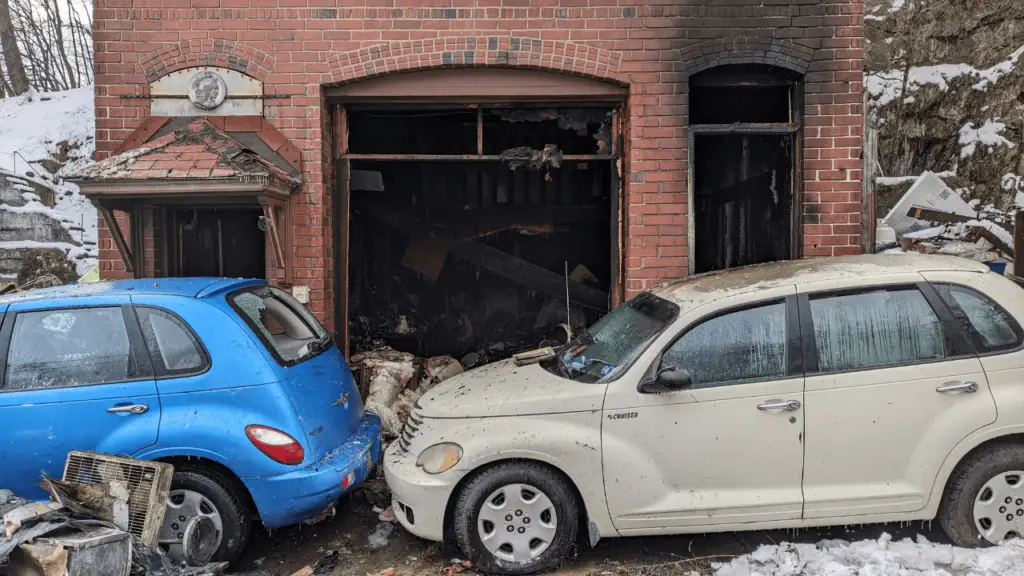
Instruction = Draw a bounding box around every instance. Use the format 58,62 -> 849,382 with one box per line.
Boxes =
338,105 -> 621,362
689,65 -> 802,274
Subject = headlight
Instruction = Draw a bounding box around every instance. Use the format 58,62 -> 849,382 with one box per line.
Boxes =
416,443 -> 463,474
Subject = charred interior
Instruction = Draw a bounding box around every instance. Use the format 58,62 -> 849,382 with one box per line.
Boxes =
167,207 -> 266,278
344,106 -> 617,363
690,65 -> 801,274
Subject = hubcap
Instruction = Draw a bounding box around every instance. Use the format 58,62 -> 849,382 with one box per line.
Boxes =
974,470 -> 1024,544
159,489 -> 224,562
477,483 -> 557,564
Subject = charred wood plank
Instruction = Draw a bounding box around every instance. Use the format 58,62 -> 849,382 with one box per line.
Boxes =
448,241 -> 609,310
967,225 -> 1015,258
905,206 -> 974,224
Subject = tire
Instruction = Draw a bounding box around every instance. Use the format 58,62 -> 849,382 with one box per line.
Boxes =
939,444 -> 1024,547
453,462 -> 578,575
164,464 -> 252,564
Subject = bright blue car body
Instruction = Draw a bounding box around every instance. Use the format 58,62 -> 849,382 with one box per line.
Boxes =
0,278 -> 382,529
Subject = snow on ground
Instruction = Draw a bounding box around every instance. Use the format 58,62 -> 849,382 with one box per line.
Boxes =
867,46 -> 1024,107
959,120 -> 1015,159
713,533 -> 1024,576
0,87 -> 97,273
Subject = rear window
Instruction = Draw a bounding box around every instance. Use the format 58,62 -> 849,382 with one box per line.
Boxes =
229,286 -> 330,365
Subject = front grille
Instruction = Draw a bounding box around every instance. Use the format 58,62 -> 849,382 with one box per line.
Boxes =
398,410 -> 424,453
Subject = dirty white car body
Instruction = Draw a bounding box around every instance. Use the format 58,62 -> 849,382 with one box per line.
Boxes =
384,254 -> 1024,574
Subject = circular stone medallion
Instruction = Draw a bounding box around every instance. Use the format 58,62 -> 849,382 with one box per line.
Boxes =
188,71 -> 228,110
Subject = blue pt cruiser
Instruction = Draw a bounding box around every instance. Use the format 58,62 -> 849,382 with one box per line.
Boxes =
0,278 -> 382,563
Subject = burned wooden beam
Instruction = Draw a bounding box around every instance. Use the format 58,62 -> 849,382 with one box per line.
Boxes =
905,205 -> 975,224
448,241 -> 609,311
97,203 -> 134,274
967,225 -> 1015,259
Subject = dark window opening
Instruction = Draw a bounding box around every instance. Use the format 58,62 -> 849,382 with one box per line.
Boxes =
690,65 -> 799,125
167,207 -> 266,278
690,65 -> 802,274
343,106 -> 617,362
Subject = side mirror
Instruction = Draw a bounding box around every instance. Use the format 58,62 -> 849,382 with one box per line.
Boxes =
639,366 -> 693,394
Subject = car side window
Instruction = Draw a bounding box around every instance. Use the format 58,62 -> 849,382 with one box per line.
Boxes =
935,284 -> 1022,353
809,288 -> 945,373
661,302 -> 788,388
136,307 -> 206,375
5,307 -> 139,390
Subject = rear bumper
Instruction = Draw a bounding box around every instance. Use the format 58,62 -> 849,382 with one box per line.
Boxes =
243,412 -> 382,529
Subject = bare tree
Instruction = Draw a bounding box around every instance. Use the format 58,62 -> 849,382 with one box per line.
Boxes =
0,0 -> 91,96
0,0 -> 29,95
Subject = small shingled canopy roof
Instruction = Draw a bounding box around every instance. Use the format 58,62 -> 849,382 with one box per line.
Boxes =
69,117 -> 301,277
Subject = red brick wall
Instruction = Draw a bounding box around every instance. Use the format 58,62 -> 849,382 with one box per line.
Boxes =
94,0 -> 865,330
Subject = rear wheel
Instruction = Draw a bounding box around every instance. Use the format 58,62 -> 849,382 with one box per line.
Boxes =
453,462 -> 578,575
940,445 -> 1024,546
159,465 -> 252,564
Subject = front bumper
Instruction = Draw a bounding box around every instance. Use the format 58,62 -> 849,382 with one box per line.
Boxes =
383,441 -> 457,542
244,412 -> 383,529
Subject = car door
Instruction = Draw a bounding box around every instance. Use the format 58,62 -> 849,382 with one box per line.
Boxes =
602,285 -> 806,532
799,273 -> 995,519
0,298 -> 160,499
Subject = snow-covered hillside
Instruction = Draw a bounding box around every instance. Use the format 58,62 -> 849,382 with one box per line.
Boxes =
866,0 -> 1024,212
0,87 -> 98,276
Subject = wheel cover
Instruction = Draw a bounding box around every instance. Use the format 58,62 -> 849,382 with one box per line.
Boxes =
159,489 -> 225,561
477,483 -> 558,564
974,470 -> 1024,544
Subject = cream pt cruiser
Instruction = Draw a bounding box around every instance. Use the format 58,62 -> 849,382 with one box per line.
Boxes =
384,255 -> 1024,574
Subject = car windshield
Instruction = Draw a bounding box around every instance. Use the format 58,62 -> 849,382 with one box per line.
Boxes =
230,286 -> 331,365
547,292 -> 679,383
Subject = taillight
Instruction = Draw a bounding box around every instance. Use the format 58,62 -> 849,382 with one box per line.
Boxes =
245,425 -> 304,465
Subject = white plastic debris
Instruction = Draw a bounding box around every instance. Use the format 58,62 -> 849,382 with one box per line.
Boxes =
883,172 -> 977,235
903,226 -> 946,240
367,521 -> 394,550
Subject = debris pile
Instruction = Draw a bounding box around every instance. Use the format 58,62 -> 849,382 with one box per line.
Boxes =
1,455 -> 225,576
877,172 -> 1016,274
351,349 -> 464,438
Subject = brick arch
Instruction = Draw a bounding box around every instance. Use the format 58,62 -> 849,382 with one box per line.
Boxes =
326,37 -> 624,86
679,37 -> 814,77
140,40 -> 275,83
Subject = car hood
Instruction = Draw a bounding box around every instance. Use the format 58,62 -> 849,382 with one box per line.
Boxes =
416,358 -> 607,419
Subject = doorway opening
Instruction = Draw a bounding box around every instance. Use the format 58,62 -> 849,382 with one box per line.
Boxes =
166,207 -> 266,278
689,65 -> 802,274
337,105 -> 621,362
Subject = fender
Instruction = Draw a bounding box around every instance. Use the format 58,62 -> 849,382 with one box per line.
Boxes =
436,411 -> 618,538
926,423 -> 1024,516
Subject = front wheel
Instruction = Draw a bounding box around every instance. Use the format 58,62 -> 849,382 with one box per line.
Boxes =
940,445 -> 1024,546
159,465 -> 252,564
452,462 -> 578,575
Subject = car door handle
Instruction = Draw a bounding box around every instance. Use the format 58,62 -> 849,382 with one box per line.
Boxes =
936,382 -> 979,394
757,400 -> 801,411
107,404 -> 149,415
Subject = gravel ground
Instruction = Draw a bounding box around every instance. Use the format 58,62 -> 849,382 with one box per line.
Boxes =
227,479 -> 950,576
